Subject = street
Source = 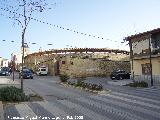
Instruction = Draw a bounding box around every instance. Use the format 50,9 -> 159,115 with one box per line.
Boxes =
2,74 -> 160,120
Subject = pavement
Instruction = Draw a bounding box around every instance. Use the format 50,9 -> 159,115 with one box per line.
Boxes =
4,86 -> 160,120
1,74 -> 160,120
0,75 -> 36,96
84,77 -> 133,86
0,101 -> 4,120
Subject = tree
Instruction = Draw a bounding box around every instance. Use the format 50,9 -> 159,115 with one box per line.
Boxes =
0,0 -> 56,91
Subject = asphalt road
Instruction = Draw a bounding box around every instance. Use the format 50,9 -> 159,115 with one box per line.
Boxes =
2,74 -> 160,120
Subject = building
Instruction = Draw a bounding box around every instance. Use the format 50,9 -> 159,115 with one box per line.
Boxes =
125,28 -> 160,85
0,57 -> 3,68
0,57 -> 9,67
11,43 -> 29,70
24,48 -> 130,78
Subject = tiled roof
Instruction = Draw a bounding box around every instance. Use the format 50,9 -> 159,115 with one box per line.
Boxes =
125,28 -> 160,41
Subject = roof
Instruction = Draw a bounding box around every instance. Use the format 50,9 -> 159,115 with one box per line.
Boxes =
25,48 -> 130,58
125,28 -> 160,41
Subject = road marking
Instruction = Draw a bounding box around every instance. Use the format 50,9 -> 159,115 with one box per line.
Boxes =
15,103 -> 37,119
106,94 -> 160,109
112,92 -> 160,104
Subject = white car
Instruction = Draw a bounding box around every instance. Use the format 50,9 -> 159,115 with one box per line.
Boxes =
36,67 -> 48,76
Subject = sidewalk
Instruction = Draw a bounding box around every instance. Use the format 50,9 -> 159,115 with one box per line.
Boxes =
0,77 -> 19,85
0,76 -> 40,120
84,77 -> 133,86
0,76 -> 37,96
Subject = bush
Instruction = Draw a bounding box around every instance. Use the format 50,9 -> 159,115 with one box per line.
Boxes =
72,80 -> 103,91
74,80 -> 84,87
0,86 -> 29,102
126,81 -> 148,87
85,83 -> 103,91
60,74 -> 69,82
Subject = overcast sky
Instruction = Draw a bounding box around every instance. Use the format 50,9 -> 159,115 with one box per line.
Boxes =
1,0 -> 160,59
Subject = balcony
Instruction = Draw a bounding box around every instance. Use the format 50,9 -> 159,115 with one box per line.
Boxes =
132,48 -> 160,60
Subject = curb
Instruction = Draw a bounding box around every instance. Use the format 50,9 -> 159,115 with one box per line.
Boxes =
0,101 -> 4,120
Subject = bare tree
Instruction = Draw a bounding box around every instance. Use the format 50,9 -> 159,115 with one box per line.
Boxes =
0,0 -> 57,91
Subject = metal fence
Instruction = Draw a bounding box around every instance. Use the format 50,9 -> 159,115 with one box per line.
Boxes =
133,75 -> 160,86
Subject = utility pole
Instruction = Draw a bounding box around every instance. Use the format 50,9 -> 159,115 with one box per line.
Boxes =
12,60 -> 15,81
149,34 -> 153,86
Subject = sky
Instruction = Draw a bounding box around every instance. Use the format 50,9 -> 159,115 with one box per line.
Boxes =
1,0 -> 160,59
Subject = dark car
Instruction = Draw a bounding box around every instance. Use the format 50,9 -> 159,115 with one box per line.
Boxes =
19,69 -> 33,79
110,70 -> 130,80
0,67 -> 10,76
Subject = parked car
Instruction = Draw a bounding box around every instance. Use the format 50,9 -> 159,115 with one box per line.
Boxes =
0,67 -> 10,76
19,69 -> 33,79
36,66 -> 48,76
110,70 -> 130,80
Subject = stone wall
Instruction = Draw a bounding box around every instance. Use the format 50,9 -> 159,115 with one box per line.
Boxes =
24,52 -> 130,77
59,56 -> 130,78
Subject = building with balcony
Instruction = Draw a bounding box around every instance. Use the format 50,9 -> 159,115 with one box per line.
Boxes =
125,28 -> 160,85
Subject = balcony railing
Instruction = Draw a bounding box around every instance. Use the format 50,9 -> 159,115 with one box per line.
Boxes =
132,48 -> 160,59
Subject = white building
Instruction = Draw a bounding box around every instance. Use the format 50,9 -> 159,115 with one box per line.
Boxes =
0,57 -> 9,67
11,43 -> 30,70
2,59 -> 9,67
0,57 -> 3,68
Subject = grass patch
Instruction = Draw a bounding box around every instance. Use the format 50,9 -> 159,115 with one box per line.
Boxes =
125,81 -> 148,88
0,86 -> 29,102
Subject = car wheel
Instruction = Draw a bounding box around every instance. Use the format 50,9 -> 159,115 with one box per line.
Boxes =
111,77 -> 114,80
119,76 -> 123,80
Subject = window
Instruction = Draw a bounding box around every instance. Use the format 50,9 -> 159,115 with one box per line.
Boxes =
41,69 -> 46,71
142,63 -> 151,75
62,61 -> 65,64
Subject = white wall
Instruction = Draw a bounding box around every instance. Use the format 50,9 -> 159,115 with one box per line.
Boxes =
2,59 -> 9,67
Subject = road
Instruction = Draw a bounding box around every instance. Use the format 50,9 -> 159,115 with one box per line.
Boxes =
2,74 -> 160,120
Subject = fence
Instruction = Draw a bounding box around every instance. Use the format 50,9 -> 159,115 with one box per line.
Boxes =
134,75 -> 160,86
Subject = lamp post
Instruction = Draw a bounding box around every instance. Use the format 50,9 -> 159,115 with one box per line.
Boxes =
11,41 -> 15,81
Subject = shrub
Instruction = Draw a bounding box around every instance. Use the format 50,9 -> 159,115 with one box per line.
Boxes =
0,86 -> 29,102
86,83 -> 103,91
75,80 -> 84,87
73,80 -> 103,91
68,81 -> 75,85
60,74 -> 69,82
126,81 -> 148,87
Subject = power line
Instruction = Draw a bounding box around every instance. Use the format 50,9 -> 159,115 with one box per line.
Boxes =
0,7 -> 121,44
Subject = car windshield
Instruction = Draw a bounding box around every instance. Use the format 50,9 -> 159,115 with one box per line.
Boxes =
23,69 -> 32,73
1,67 -> 10,71
41,69 -> 46,71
